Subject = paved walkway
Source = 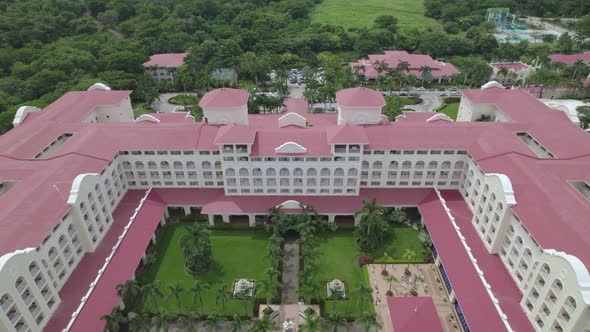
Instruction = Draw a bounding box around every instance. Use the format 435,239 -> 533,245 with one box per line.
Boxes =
281,237 -> 299,304
153,92 -> 197,113
405,92 -> 443,112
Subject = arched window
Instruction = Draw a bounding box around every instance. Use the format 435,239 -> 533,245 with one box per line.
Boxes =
320,168 -> 330,177
389,161 -> 398,169
123,161 -> 131,169
161,161 -> 170,169
280,168 -> 289,177
148,161 -> 157,169
552,279 -> 563,291
239,168 -> 249,177
202,161 -> 211,170
334,168 -> 344,177
442,161 -> 451,169
454,161 -> 464,169
15,277 -> 25,290
402,161 -> 411,169
373,161 -> 382,169
415,161 -> 425,169
565,296 -> 577,310
214,161 -> 221,169
173,161 -> 183,169
226,168 -> 235,177
362,161 -> 370,169
541,263 -> 550,276
348,168 -> 358,176
253,168 -> 262,176
87,192 -> 94,202
186,161 -> 196,169
497,202 -> 504,212
293,168 -> 303,176
428,161 -> 438,169
266,168 -> 276,176
307,168 -> 317,176
135,161 -> 144,169
29,261 -> 39,275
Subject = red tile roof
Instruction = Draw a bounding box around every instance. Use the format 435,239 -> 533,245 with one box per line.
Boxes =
548,51 -> 590,65
142,53 -> 187,68
199,88 -> 249,108
335,87 -> 386,108
492,62 -> 531,71
387,297 -> 444,332
351,50 -> 460,78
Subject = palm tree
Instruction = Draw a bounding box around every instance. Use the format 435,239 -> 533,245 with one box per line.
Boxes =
251,314 -> 276,332
355,283 -> 373,314
176,315 -> 192,332
360,312 -> 380,332
570,59 -> 587,79
101,307 -> 125,332
396,60 -> 411,74
228,314 -> 246,332
128,312 -> 150,332
299,315 -> 322,332
190,280 -> 210,314
185,312 -> 200,332
204,313 -> 227,332
419,66 -> 432,87
298,278 -> 319,309
324,312 -> 348,332
386,275 -> 398,293
402,249 -> 417,268
354,198 -> 388,251
257,278 -> 278,308
151,309 -> 173,332
497,67 -> 510,84
237,287 -> 253,316
180,223 -> 213,273
265,266 -> 281,282
167,284 -> 185,312
328,286 -> 344,312
142,281 -> 164,311
215,285 -> 230,311
116,279 -> 141,307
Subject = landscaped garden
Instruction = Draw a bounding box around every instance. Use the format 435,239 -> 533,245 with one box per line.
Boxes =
437,102 -> 460,120
136,224 -> 270,316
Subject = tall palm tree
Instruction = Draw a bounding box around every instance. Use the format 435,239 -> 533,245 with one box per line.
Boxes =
251,314 -> 276,332
237,287 -> 253,316
215,285 -> 230,311
257,278 -> 278,308
324,312 -> 348,332
101,307 -> 125,332
204,313 -> 227,332
116,279 -> 141,307
570,59 -> 587,79
298,279 -> 320,309
328,286 -> 344,312
386,275 -> 398,293
142,281 -> 164,311
497,67 -> 510,84
402,249 -> 417,269
185,312 -> 201,332
299,315 -> 322,332
128,312 -> 150,332
167,284 -> 185,312
176,315 -> 192,332
190,280 -> 210,314
228,314 -> 246,332
354,283 -> 373,314
360,312 -> 380,332
151,309 -> 173,332
419,66 -> 432,87
396,60 -> 411,74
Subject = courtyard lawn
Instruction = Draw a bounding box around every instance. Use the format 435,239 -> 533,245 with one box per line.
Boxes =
437,102 -> 460,120
315,230 -> 373,317
137,224 -> 270,316
372,224 -> 428,263
310,0 -> 440,31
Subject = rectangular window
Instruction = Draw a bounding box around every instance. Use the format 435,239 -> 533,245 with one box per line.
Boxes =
515,132 -> 554,158
35,133 -> 74,159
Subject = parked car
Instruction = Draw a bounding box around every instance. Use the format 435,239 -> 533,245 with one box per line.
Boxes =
450,91 -> 461,96
416,87 -> 426,91
409,92 -> 420,98
399,92 -> 408,96
438,88 -> 446,91
439,92 -> 448,97
449,87 -> 458,91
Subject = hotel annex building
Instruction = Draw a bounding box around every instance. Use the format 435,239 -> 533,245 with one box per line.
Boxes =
0,83 -> 589,332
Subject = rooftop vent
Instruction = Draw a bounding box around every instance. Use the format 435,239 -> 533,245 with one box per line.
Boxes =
515,132 -> 554,158
0,181 -> 16,198
35,133 -> 73,159
569,181 -> 590,202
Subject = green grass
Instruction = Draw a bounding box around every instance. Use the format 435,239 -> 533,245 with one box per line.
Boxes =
437,102 -> 460,120
315,230 -> 373,317
372,224 -> 428,263
168,94 -> 199,105
310,0 -> 440,31
137,224 -> 270,315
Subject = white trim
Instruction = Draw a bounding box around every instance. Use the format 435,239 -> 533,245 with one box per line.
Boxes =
543,249 -> 590,304
275,142 -> 307,154
64,188 -> 153,331
278,112 -> 307,128
427,113 -> 453,123
481,81 -> 505,90
67,173 -> 100,204
435,188 -> 514,332
0,248 -> 35,271
87,83 -> 111,91
135,114 -> 160,124
486,173 -> 516,206
277,200 -> 304,209
13,106 -> 41,127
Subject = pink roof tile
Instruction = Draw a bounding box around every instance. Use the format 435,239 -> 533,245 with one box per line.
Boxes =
387,297 -> 444,332
336,87 -> 386,108
142,53 -> 187,68
351,50 -> 460,78
326,125 -> 369,144
283,97 -> 309,115
199,88 -> 249,108
213,125 -> 257,144
548,51 -> 590,65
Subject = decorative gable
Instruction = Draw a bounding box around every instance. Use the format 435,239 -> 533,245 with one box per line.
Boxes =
278,112 -> 306,128
275,142 -> 307,154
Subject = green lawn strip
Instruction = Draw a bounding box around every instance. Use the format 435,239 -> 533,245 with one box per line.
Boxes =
372,224 -> 427,263
437,102 -> 460,120
315,230 -> 373,317
132,107 -> 153,119
137,224 -> 270,316
168,94 -> 199,105
310,0 -> 440,30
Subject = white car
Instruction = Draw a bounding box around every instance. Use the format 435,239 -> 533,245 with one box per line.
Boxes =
416,87 -> 426,91
450,91 -> 461,96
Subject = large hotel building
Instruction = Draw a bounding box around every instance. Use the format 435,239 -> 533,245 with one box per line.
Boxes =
0,82 -> 589,332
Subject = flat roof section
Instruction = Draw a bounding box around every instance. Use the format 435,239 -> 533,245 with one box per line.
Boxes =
387,296 -> 444,332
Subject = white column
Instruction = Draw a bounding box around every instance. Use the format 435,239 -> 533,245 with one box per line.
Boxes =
248,215 -> 256,227
160,215 -> 166,226
435,255 -> 441,267
183,206 -> 191,216
449,290 -> 456,303
208,215 -> 215,226
150,234 -> 156,245
222,215 -> 230,223
328,215 -> 335,223
164,208 -> 170,218
354,214 -> 363,226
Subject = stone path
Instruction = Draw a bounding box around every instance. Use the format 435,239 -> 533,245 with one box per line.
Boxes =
281,237 -> 299,304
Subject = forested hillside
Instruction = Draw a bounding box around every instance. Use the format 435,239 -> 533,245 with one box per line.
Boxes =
0,0 -> 588,134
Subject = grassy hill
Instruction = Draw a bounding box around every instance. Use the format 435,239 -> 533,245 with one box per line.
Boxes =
310,0 -> 440,30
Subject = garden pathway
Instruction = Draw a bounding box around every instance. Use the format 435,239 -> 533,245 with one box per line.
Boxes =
281,237 -> 299,304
